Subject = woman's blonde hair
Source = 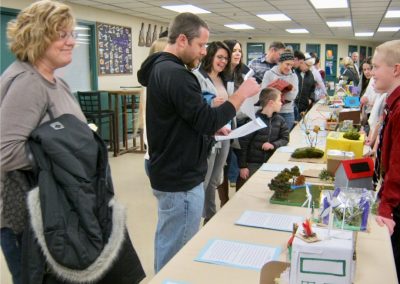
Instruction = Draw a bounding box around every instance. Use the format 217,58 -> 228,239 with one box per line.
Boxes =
342,56 -> 355,68
149,37 -> 168,55
7,0 -> 75,64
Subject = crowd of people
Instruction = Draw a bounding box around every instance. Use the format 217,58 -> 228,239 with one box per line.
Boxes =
1,1 -> 399,283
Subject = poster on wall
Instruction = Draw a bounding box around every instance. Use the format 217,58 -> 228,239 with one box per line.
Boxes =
97,22 -> 132,75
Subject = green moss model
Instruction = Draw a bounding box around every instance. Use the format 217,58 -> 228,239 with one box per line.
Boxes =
291,147 -> 324,159
343,129 -> 360,140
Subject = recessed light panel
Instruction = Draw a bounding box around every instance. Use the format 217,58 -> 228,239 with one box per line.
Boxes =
224,24 -> 254,30
286,29 -> 309,34
310,0 -> 348,9
327,21 -> 352,27
257,14 -> 291,22
161,5 -> 211,14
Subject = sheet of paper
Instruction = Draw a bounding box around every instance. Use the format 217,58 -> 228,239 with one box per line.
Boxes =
195,239 -> 281,270
260,163 -> 303,172
215,117 -> 266,141
238,95 -> 259,120
235,210 -> 304,232
276,146 -> 296,153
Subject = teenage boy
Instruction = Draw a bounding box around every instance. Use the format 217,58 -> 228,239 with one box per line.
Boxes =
373,40 -> 400,281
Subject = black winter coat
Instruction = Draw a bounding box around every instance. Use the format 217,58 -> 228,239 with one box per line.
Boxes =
295,68 -> 316,113
23,114 -> 145,284
238,112 -> 289,167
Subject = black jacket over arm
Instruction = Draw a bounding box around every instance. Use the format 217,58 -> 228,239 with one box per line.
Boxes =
23,114 -> 145,284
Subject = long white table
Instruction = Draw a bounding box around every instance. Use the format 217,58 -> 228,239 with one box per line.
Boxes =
149,103 -> 398,284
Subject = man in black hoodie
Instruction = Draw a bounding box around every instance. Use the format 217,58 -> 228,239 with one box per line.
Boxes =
137,12 -> 260,272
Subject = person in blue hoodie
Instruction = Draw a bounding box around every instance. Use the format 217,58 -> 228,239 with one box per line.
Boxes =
236,87 -> 290,190
137,12 -> 260,272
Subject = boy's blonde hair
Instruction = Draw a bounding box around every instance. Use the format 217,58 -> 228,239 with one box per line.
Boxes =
7,0 -> 75,64
258,87 -> 281,108
375,40 -> 400,66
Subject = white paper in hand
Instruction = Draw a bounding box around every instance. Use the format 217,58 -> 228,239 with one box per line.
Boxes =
215,117 -> 266,141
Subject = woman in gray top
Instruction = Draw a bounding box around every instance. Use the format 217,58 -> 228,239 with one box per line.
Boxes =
0,1 -> 86,282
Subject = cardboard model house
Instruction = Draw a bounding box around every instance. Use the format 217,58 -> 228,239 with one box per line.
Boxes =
334,158 -> 374,190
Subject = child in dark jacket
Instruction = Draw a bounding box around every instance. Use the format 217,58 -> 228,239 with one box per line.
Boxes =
236,87 -> 290,190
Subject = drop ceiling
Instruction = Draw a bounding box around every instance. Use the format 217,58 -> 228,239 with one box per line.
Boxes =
66,0 -> 400,42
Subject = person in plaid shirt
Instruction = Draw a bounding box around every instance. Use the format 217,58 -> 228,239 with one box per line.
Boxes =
248,41 -> 285,83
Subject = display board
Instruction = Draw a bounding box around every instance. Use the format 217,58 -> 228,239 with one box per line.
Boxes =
97,22 -> 132,75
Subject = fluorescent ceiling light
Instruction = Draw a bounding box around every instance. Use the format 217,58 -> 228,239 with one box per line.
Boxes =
257,13 -> 291,22
161,4 -> 210,14
385,10 -> 400,18
310,0 -> 348,9
224,24 -> 254,30
327,21 -> 351,27
377,27 -> 400,32
286,28 -> 309,34
75,26 -> 90,31
355,32 -> 374,37
77,34 -> 90,37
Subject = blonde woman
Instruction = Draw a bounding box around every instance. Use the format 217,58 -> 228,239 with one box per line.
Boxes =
1,1 -> 145,283
341,56 -> 360,86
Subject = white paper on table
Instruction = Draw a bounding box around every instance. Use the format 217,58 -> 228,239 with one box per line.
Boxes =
276,146 -> 296,153
238,95 -> 259,121
195,239 -> 281,270
260,163 -> 303,172
235,210 -> 304,232
215,117 -> 266,141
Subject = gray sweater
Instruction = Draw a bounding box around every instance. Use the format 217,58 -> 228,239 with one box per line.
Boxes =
261,65 -> 299,113
0,60 -> 86,231
1,60 -> 86,172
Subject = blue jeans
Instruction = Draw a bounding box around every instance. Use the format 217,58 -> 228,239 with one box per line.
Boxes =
153,183 -> 204,272
279,112 -> 295,130
0,228 -> 22,284
294,105 -> 301,122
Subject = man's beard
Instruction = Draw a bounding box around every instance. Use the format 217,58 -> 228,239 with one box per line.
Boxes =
186,59 -> 201,70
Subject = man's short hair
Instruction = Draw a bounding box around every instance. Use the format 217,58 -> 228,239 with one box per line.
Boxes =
269,41 -> 285,51
168,13 -> 208,44
294,50 -> 305,60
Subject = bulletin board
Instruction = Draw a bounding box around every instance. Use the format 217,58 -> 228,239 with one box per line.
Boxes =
97,22 -> 132,75
246,43 -> 265,65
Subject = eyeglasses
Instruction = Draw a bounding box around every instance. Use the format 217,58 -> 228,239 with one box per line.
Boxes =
58,31 -> 78,41
216,55 -> 229,62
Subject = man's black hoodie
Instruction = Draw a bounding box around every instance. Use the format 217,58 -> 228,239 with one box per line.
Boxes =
137,52 -> 236,192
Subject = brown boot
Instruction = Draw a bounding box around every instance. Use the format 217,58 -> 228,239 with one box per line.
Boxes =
217,177 -> 229,207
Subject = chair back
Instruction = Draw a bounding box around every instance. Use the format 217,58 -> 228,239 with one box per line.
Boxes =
77,91 -> 103,114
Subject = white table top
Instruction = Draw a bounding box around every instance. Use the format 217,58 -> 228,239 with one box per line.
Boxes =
149,103 -> 398,284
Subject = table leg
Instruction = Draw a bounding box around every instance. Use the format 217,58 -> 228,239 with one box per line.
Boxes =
114,94 -> 120,156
